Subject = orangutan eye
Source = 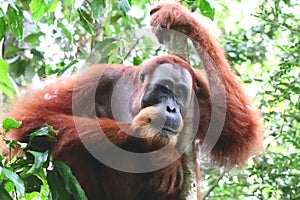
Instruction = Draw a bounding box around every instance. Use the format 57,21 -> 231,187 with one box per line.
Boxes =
176,85 -> 188,105
140,73 -> 145,82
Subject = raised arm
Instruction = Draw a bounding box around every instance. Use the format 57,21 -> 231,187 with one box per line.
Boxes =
150,2 -> 264,167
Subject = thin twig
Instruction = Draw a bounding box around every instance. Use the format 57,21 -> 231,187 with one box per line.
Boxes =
123,36 -> 144,62
203,171 -> 227,200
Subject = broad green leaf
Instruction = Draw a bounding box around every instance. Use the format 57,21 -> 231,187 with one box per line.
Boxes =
0,59 -> 9,74
108,47 -> 120,64
101,41 -> 118,61
24,32 -> 45,48
4,44 -> 19,58
93,38 -> 119,63
48,0 -> 59,13
9,59 -> 28,78
133,56 -> 142,66
7,6 -> 24,40
78,9 -> 95,34
198,0 -> 215,20
29,0 -> 48,22
0,186 -> 12,200
54,161 -> 88,200
1,167 -> 25,197
27,151 -> 49,173
0,84 -> 15,99
0,8 -> 6,40
2,118 -> 22,132
29,0 -> 58,21
24,175 -> 43,193
29,125 -> 58,143
94,38 -> 118,52
47,170 -> 71,200
91,0 -> 106,21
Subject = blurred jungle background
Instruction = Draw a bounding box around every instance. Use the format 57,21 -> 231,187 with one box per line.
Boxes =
0,0 -> 299,199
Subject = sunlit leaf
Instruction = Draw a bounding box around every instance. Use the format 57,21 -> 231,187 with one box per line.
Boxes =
48,0 -> 59,13
2,118 -> 22,132
198,0 -> 215,20
29,0 -> 58,21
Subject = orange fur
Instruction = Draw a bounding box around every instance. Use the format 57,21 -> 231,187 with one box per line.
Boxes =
1,2 -> 263,200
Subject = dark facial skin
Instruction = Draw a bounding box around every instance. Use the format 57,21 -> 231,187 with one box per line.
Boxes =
139,63 -> 193,134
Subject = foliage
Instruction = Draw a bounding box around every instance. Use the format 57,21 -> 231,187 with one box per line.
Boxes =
0,0 -> 214,198
201,0 -> 300,199
0,0 -> 299,199
0,118 -> 88,199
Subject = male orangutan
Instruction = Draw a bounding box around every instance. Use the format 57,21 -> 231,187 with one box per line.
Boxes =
1,2 -> 263,200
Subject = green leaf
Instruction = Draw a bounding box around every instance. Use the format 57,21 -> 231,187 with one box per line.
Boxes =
53,161 -> 88,200
29,125 -> 58,143
108,47 -> 120,64
47,0 -> 59,13
0,84 -> 15,99
1,167 -> 25,197
198,0 -> 215,20
29,0 -> 58,21
133,56 -> 142,66
101,42 -> 118,61
7,5 -> 24,40
2,118 -> 22,132
118,0 -> 131,15
29,0 -> 47,22
24,32 -> 45,48
93,38 -> 119,63
27,151 -> 49,173
0,8 -> 6,41
9,59 -> 28,78
57,60 -> 78,76
78,9 -> 95,34
0,59 -> 18,98
57,21 -> 72,40
91,0 -> 106,21
4,44 -> 19,58
24,175 -> 43,193
0,186 -> 12,200
47,170 -> 71,200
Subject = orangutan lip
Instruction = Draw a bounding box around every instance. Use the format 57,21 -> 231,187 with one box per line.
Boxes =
162,127 -> 177,135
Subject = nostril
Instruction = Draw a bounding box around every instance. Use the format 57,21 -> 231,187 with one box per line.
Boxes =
166,105 -> 176,113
